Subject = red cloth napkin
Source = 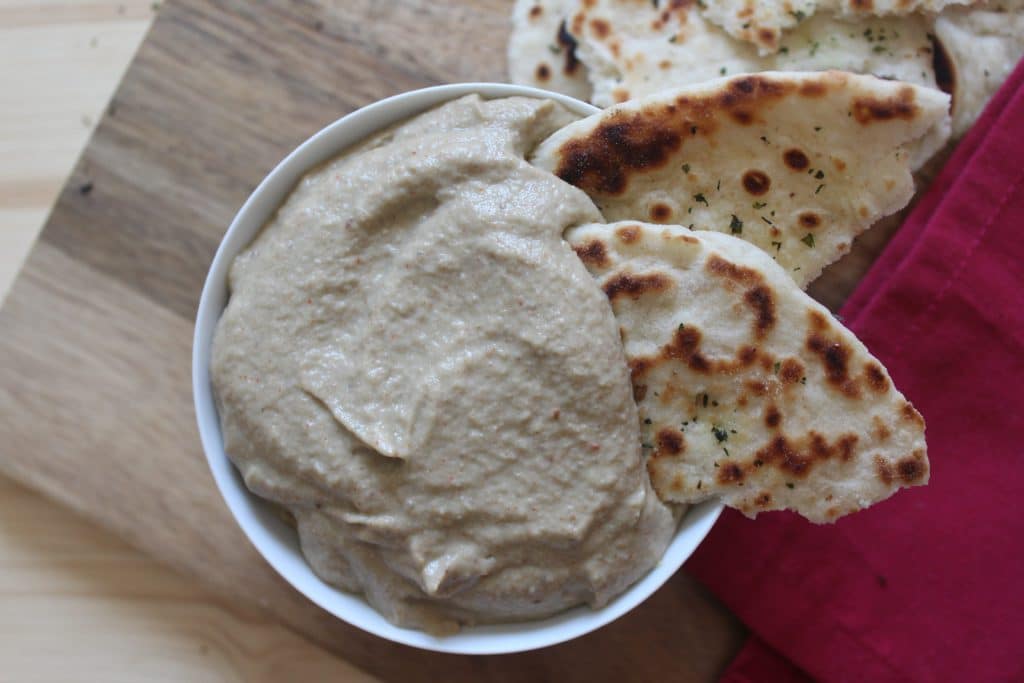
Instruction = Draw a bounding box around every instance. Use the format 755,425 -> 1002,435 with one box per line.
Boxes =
687,59 -> 1024,683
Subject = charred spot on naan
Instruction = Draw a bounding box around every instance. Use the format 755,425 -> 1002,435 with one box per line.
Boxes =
783,148 -> 811,171
649,202 -> 674,222
863,362 -> 890,393
556,19 -> 582,76
602,271 -> 673,301
553,110 -> 687,194
901,401 -> 925,427
875,449 -> 927,486
572,239 -> 611,268
705,255 -> 776,339
851,86 -> 922,124
615,224 -> 641,244
742,170 -> 771,195
806,310 -> 860,399
715,431 -> 861,487
897,450 -> 928,483
656,427 -> 685,455
873,416 -> 892,441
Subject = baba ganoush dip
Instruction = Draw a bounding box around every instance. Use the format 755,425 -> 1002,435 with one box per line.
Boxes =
210,95 -> 675,632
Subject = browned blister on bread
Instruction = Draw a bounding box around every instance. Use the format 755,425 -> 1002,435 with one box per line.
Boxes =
700,0 -> 977,55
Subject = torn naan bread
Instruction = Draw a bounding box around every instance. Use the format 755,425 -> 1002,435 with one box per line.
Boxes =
532,71 -> 950,288
934,0 -> 1024,136
663,0 -> 975,55
699,0 -> 818,55
826,0 -> 977,17
566,0 -> 942,111
509,0 -> 592,101
567,221 -> 928,523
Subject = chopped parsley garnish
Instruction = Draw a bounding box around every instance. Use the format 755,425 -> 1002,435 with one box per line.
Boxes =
771,240 -> 783,252
694,193 -> 708,205
773,361 -> 781,375
678,322 -> 686,331
814,170 -> 825,179
761,216 -> 774,225
753,201 -> 767,209
681,163 -> 691,173
668,35 -> 678,43
712,426 -> 729,442
779,46 -> 790,54
790,10 -> 806,21
815,184 -> 825,194
814,126 -> 822,132
730,214 -> 743,234
644,418 -> 652,424
642,443 -> 654,449
720,67 -> 727,75
801,233 -> 816,247
786,482 -> 795,489
548,44 -> 562,54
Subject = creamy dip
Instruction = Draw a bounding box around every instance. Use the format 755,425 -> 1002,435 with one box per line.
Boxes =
211,95 -> 674,632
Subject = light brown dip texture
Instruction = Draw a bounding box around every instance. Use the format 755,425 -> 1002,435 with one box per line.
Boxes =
210,95 -> 674,632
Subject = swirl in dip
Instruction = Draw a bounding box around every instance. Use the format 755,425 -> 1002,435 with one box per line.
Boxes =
210,95 -> 675,632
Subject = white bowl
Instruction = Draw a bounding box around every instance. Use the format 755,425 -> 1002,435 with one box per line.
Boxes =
192,82 -> 723,655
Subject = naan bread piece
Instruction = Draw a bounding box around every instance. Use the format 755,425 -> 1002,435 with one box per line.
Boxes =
567,222 -> 929,523
828,0 -> 976,17
934,0 -> 1024,137
699,0 -> 818,54
509,0 -> 592,101
532,72 -> 950,288
700,0 -> 976,54
567,0 -> 941,108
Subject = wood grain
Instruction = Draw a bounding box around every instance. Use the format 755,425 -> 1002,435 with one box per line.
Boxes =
0,475 -> 378,682
0,2 -> 749,680
0,0 -> 154,298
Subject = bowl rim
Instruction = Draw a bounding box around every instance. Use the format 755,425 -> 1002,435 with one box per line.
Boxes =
192,81 -> 723,655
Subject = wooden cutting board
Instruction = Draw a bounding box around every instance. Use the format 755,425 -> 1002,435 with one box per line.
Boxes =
0,1 -> 904,680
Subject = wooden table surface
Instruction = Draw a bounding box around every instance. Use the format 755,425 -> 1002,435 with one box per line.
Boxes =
0,2 -> 373,679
